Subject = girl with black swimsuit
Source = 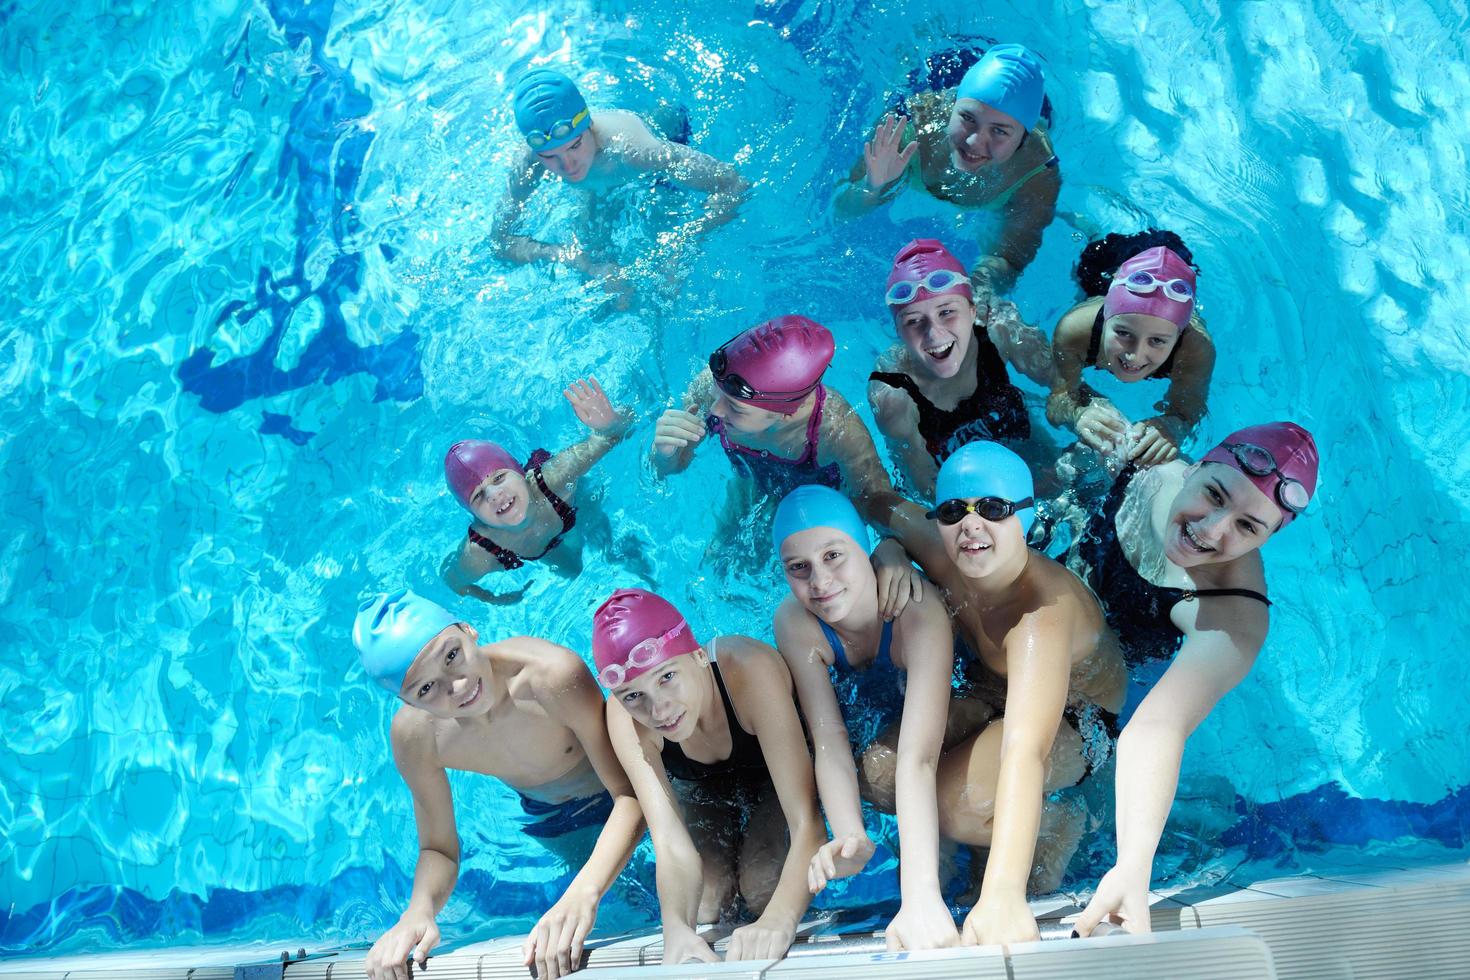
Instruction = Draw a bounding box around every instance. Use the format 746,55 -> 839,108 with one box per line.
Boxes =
442,377 -> 632,602
1048,232 -> 1217,468
1068,421 -> 1320,937
597,588 -> 823,967
868,238 -> 1055,501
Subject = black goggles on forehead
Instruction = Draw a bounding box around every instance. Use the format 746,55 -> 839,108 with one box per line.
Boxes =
926,496 -> 1034,525
709,341 -> 815,404
1221,442 -> 1310,515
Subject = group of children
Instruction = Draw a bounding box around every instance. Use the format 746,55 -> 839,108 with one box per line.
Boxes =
348,44 -> 1322,980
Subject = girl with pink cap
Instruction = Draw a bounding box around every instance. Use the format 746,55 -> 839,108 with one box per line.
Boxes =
652,315 -> 893,521
869,238 -> 1056,499
836,44 -> 1060,293
595,588 -> 824,966
1048,236 -> 1218,467
442,377 -> 631,600
1068,421 -> 1321,937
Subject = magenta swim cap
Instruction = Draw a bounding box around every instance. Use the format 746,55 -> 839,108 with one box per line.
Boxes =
710,315 -> 835,415
593,588 -> 702,688
886,239 -> 972,309
445,440 -> 523,510
1103,246 -> 1197,330
1202,422 -> 1319,527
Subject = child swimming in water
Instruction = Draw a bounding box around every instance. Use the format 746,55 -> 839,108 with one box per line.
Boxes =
1067,422 -> 1319,937
352,589 -> 643,980
491,68 -> 750,307
836,45 -> 1060,294
596,588 -> 824,965
442,377 -> 631,601
652,315 -> 894,519
1048,235 -> 1217,467
868,238 -> 1055,500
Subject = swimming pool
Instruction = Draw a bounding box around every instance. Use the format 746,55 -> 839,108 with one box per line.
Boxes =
3,0 -> 1468,958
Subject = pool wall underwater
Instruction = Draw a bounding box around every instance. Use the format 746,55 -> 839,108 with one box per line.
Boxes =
2,0 -> 1469,958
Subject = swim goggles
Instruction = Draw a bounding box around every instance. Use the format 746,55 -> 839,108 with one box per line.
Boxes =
709,340 -> 817,405
1119,269 -> 1194,303
885,268 -> 971,306
926,496 -> 1034,525
525,109 -> 590,149
596,621 -> 690,688
1218,442 -> 1310,515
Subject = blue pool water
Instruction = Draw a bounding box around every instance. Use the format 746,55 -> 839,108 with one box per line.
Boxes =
3,0 -> 1469,958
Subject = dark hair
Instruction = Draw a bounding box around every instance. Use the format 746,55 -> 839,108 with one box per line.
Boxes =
1073,229 -> 1199,297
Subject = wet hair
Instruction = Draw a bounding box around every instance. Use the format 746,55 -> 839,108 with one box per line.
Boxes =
1073,230 -> 1199,297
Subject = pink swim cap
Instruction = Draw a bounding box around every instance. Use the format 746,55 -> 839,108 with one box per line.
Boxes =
445,440 -> 523,510
710,315 -> 835,415
1103,246 -> 1197,330
593,588 -> 702,688
886,239 -> 972,309
1201,422 -> 1319,526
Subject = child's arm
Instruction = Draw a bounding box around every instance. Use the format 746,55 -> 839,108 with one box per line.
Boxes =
440,547 -> 527,605
976,153 -> 1060,293
540,377 -> 634,492
525,644 -> 647,979
1047,305 -> 1130,454
868,376 -> 941,501
821,388 -> 897,523
985,296 -> 1055,388
651,371 -> 715,477
835,110 -> 918,218
1132,322 -> 1216,466
883,585 -> 961,951
605,698 -> 718,965
363,711 -> 459,979
617,119 -> 750,233
960,604 -> 1074,947
771,602 -> 873,892
724,643 -> 824,962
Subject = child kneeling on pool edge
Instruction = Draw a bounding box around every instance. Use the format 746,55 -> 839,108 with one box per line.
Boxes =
597,588 -> 824,965
353,589 -> 643,980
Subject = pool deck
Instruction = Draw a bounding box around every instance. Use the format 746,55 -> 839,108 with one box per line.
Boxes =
4,859 -> 1467,979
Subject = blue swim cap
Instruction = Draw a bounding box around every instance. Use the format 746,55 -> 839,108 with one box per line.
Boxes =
512,68 -> 592,150
773,485 -> 872,555
353,589 -> 461,695
934,441 -> 1035,534
955,44 -> 1045,131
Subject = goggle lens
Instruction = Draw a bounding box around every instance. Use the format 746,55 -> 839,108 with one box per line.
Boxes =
1123,270 -> 1194,302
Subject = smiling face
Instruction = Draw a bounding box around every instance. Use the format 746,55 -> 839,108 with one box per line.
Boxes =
947,98 -> 1025,172
611,651 -> 710,742
399,624 -> 491,718
535,128 -> 600,182
1100,313 -> 1181,381
895,292 -> 977,380
780,528 -> 875,623
1164,463 -> 1282,568
467,468 -> 532,528
936,501 -> 1027,579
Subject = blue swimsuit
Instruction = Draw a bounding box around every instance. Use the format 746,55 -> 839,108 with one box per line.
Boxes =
820,619 -> 906,748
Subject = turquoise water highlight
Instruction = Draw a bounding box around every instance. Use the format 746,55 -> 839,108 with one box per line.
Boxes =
3,0 -> 1469,957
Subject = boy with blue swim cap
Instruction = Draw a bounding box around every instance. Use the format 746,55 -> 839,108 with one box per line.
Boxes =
492,66 -> 749,308
351,589 -> 643,980
865,441 -> 1126,948
836,43 -> 1060,294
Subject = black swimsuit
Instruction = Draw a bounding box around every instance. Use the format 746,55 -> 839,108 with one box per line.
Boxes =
660,662 -> 768,783
870,330 -> 1029,465
466,449 -> 577,570
1081,464 -> 1271,666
